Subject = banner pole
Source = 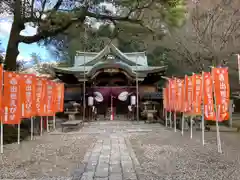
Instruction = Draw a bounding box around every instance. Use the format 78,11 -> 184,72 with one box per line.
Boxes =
40,116 -> 43,136
46,116 -> 49,132
165,110 -> 167,127
190,75 -> 194,139
17,121 -> 20,144
53,113 -> 56,130
169,111 -> 172,128
30,117 -> 33,140
190,116 -> 193,139
174,78 -> 177,132
211,68 -> 222,153
19,103 -> 24,145
163,88 -> 167,127
201,71 -> 205,145
181,113 -> 184,135
0,120 -> 3,154
174,111 -> 177,132
181,76 -> 186,136
216,106 -> 222,153
167,84 -> 171,127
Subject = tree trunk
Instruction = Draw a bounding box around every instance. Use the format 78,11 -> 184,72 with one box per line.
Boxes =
4,20 -> 24,71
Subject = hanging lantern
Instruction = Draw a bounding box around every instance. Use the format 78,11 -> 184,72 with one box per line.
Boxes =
94,91 -> 103,102
88,96 -> 94,106
131,96 -> 136,105
118,91 -> 129,101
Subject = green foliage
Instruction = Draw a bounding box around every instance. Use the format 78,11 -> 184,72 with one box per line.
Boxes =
3,123 -> 29,144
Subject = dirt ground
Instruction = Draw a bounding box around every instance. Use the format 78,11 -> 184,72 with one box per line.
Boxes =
1,121 -> 240,180
130,128 -> 240,180
0,132 -> 96,179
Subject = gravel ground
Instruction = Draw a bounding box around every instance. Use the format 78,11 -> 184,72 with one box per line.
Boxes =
2,121 -> 240,180
130,127 -> 240,180
0,132 -> 96,179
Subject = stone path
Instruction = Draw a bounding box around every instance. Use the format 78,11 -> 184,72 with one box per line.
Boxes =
71,122 -> 144,180
76,137 -> 136,180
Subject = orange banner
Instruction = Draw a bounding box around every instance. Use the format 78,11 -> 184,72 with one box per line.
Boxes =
169,79 -> 177,111
176,79 -> 184,112
185,76 -> 193,113
53,82 -> 59,113
59,83 -> 64,112
52,82 -> 64,113
45,80 -> 55,116
0,65 -> 3,117
203,72 -> 216,120
167,81 -> 172,111
36,78 -> 46,116
2,72 -> 21,124
20,74 -> 36,118
212,67 -> 230,121
192,74 -> 202,115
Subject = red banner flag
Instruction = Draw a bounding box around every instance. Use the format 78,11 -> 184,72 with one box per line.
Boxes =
166,82 -> 172,111
2,72 -> 21,124
192,74 -> 202,115
36,78 -> 47,116
169,79 -> 177,111
20,74 -> 37,118
185,76 -> 193,114
203,72 -> 216,120
212,67 -> 230,121
0,65 -> 3,117
176,79 -> 184,112
45,80 -> 55,116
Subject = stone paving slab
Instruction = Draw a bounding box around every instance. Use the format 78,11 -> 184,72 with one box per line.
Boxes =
70,122 -> 143,180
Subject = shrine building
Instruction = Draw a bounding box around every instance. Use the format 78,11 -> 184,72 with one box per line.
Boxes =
53,43 -> 167,120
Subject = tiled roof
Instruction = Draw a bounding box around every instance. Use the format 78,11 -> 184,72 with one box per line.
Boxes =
74,43 -> 147,67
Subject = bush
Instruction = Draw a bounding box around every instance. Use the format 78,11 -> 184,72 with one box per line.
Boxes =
3,122 -> 30,144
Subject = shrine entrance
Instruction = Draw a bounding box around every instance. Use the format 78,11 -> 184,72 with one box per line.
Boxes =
90,86 -> 135,120
89,68 -> 136,120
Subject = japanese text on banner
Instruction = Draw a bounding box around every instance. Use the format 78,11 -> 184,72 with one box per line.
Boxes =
185,76 -> 193,114
59,83 -> 64,112
165,87 -> 169,111
176,79 -> 184,112
54,83 -> 65,112
203,72 -> 216,120
167,81 -> 172,111
36,78 -> 46,116
170,79 -> 176,111
212,68 -> 230,121
2,72 -> 21,124
192,74 -> 202,115
45,81 -> 54,115
20,74 -> 36,117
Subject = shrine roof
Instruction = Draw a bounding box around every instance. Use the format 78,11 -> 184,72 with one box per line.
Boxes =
53,64 -> 167,74
53,43 -> 167,77
74,43 -> 148,67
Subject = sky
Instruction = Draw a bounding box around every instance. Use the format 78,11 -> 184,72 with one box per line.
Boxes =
0,16 -> 53,64
0,2 -> 115,65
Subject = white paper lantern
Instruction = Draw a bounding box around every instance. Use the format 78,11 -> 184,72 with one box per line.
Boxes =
94,91 -> 103,102
131,96 -> 136,105
88,96 -> 94,106
118,91 -> 129,101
